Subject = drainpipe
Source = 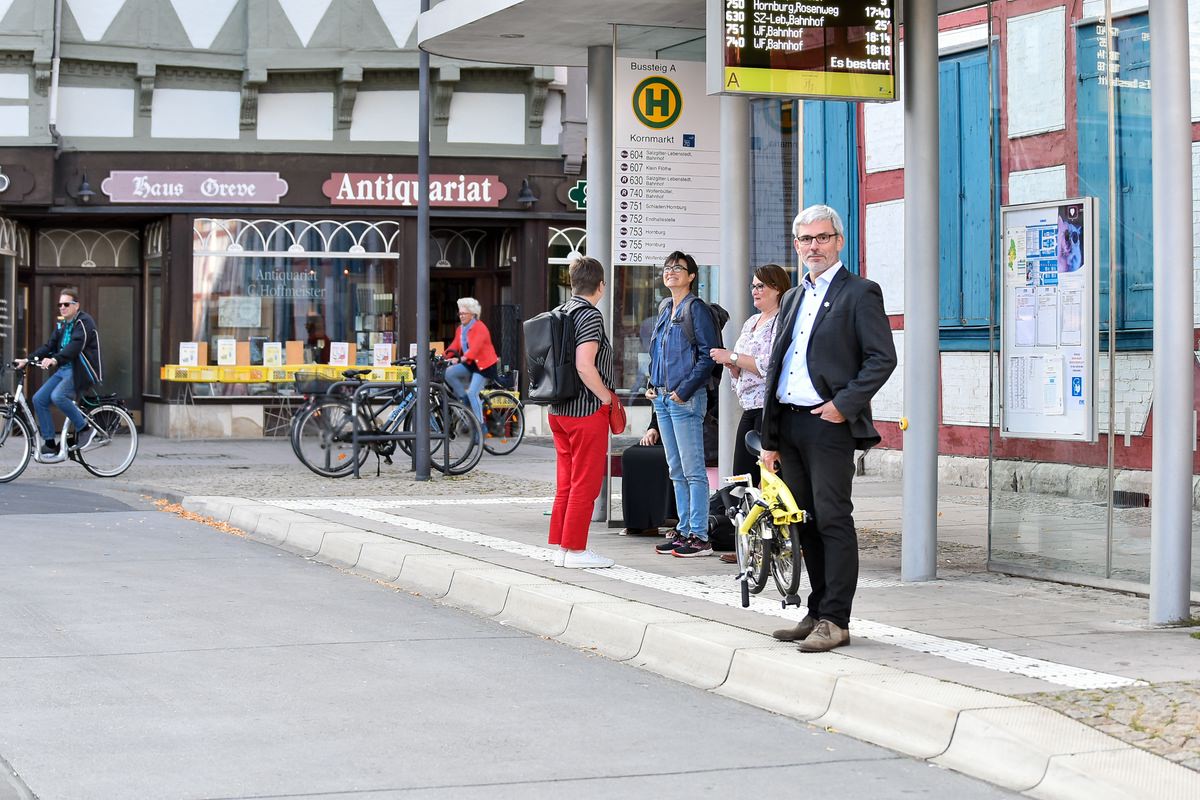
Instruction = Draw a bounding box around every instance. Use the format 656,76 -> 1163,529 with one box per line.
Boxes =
48,0 -> 63,157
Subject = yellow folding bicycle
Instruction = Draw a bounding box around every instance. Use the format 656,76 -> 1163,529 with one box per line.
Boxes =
723,431 -> 808,608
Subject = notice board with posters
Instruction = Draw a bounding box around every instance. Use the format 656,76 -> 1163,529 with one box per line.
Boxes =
1000,198 -> 1098,442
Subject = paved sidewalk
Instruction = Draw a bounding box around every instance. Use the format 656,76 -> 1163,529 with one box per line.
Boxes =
29,435 -> 1200,795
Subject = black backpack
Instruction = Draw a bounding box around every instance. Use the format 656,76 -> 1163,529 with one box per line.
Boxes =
523,304 -> 580,405
657,295 -> 729,352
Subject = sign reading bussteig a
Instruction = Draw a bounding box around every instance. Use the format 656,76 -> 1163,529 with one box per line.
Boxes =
613,58 -> 721,267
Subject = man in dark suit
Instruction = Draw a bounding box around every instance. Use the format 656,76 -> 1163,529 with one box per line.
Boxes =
760,205 -> 897,652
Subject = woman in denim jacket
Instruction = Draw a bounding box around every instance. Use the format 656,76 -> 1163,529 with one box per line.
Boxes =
646,251 -> 721,558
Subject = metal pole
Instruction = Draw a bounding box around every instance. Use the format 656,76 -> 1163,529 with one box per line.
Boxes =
588,43 -> 613,521
1149,3 -> 1194,623
901,0 -> 939,581
1104,0 -> 1117,578
414,0 -> 431,480
719,95 -> 751,481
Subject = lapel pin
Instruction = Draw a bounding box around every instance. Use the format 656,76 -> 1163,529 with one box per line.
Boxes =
824,302 -> 831,308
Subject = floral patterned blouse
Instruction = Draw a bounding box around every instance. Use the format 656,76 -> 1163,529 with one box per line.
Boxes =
731,311 -> 779,410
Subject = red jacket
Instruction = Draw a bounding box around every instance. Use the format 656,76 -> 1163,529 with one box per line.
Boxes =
445,320 -> 498,371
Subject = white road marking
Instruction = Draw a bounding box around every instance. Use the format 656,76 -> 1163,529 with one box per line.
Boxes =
267,496 -> 1144,691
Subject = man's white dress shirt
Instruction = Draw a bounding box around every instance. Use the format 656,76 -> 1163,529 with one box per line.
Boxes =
776,262 -> 843,406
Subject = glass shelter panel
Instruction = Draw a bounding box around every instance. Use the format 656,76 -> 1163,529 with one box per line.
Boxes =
985,5 -> 1197,592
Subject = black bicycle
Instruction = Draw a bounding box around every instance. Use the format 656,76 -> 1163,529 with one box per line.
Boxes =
291,357 -> 482,477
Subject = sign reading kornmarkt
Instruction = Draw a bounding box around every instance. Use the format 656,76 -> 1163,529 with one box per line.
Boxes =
706,0 -> 896,101
613,58 -> 721,267
321,173 -> 508,207
101,171 -> 289,203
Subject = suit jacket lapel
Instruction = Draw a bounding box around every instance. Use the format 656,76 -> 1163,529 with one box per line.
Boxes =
765,286 -> 801,389
806,268 -> 849,340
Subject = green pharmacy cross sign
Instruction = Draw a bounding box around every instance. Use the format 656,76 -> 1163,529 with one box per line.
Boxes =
568,180 -> 587,211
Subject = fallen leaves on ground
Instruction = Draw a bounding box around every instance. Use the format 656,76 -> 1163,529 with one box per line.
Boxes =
153,498 -> 246,537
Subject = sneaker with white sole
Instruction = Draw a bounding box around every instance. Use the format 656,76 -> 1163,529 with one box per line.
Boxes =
71,425 -> 96,452
655,533 -> 687,555
562,549 -> 615,569
671,537 -> 713,558
552,547 -> 566,567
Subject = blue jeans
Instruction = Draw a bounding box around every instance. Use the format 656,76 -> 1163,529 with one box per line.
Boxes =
444,362 -> 487,423
33,363 -> 90,441
653,392 -> 709,539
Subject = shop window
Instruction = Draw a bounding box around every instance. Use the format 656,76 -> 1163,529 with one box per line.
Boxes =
430,228 -> 491,269
1077,13 -> 1153,335
0,219 -> 28,377
938,48 -> 992,346
546,226 -> 586,307
144,221 -> 164,396
192,218 -> 399,395
37,229 -> 139,270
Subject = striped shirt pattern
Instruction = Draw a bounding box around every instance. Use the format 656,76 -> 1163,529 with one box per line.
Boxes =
550,295 -> 614,417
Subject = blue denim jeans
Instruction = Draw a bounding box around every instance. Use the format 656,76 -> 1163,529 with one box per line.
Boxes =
33,362 -> 90,441
653,391 -> 709,539
444,362 -> 487,423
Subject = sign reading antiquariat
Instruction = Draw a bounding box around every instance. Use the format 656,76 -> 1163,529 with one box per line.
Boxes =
322,173 -> 508,207
101,171 -> 289,203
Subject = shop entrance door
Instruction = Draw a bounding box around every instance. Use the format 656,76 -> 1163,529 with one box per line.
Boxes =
38,276 -> 142,420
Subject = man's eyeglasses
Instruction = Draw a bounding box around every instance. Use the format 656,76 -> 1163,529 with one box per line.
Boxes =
662,264 -> 687,274
58,301 -> 76,307
795,232 -> 838,246
750,283 -> 767,291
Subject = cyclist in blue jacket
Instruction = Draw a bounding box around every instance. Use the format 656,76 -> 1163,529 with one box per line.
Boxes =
15,289 -> 103,457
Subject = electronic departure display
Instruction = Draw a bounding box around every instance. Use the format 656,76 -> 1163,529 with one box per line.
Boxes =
706,0 -> 897,101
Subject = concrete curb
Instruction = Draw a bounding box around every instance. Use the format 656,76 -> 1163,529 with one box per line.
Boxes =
180,496 -> 1200,800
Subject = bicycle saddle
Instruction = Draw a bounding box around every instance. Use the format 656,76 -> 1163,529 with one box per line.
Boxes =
342,368 -> 372,379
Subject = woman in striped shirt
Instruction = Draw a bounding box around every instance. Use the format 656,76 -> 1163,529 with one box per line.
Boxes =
548,256 -> 616,569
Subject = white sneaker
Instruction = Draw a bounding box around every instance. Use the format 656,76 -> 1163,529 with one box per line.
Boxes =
562,549 -> 615,569
552,547 -> 567,567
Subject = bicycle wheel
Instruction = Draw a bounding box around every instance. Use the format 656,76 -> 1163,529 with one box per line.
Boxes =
288,398 -> 317,460
738,513 -> 772,594
293,399 -> 369,478
76,405 -> 138,478
769,522 -> 804,598
429,400 -> 483,475
0,412 -> 33,483
481,391 -> 524,456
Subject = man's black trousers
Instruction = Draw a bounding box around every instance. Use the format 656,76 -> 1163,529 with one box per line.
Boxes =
776,408 -> 858,629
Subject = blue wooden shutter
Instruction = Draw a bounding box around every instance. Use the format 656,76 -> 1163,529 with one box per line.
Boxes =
803,101 -> 860,274
1076,14 -> 1153,331
939,49 -> 991,329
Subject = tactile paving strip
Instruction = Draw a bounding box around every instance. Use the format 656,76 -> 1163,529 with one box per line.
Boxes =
269,496 -> 1144,691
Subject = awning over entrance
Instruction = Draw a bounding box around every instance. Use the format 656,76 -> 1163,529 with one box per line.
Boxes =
418,0 -> 988,65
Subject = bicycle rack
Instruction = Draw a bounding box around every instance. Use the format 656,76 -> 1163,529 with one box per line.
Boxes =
343,378 -> 454,479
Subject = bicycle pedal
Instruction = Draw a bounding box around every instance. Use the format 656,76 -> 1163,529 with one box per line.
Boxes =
383,456 -> 393,465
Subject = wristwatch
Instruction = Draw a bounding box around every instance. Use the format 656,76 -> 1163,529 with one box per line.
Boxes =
729,352 -> 740,366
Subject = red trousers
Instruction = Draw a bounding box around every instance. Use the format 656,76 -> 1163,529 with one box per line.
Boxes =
548,408 -> 609,551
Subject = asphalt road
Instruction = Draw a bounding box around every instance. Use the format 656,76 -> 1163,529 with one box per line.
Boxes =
0,495 -> 1018,800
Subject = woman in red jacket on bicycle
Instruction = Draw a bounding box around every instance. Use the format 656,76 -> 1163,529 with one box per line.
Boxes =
443,297 -> 499,425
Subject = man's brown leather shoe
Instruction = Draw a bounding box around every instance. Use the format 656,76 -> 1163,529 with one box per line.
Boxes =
772,616 -> 816,642
798,620 -> 850,652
